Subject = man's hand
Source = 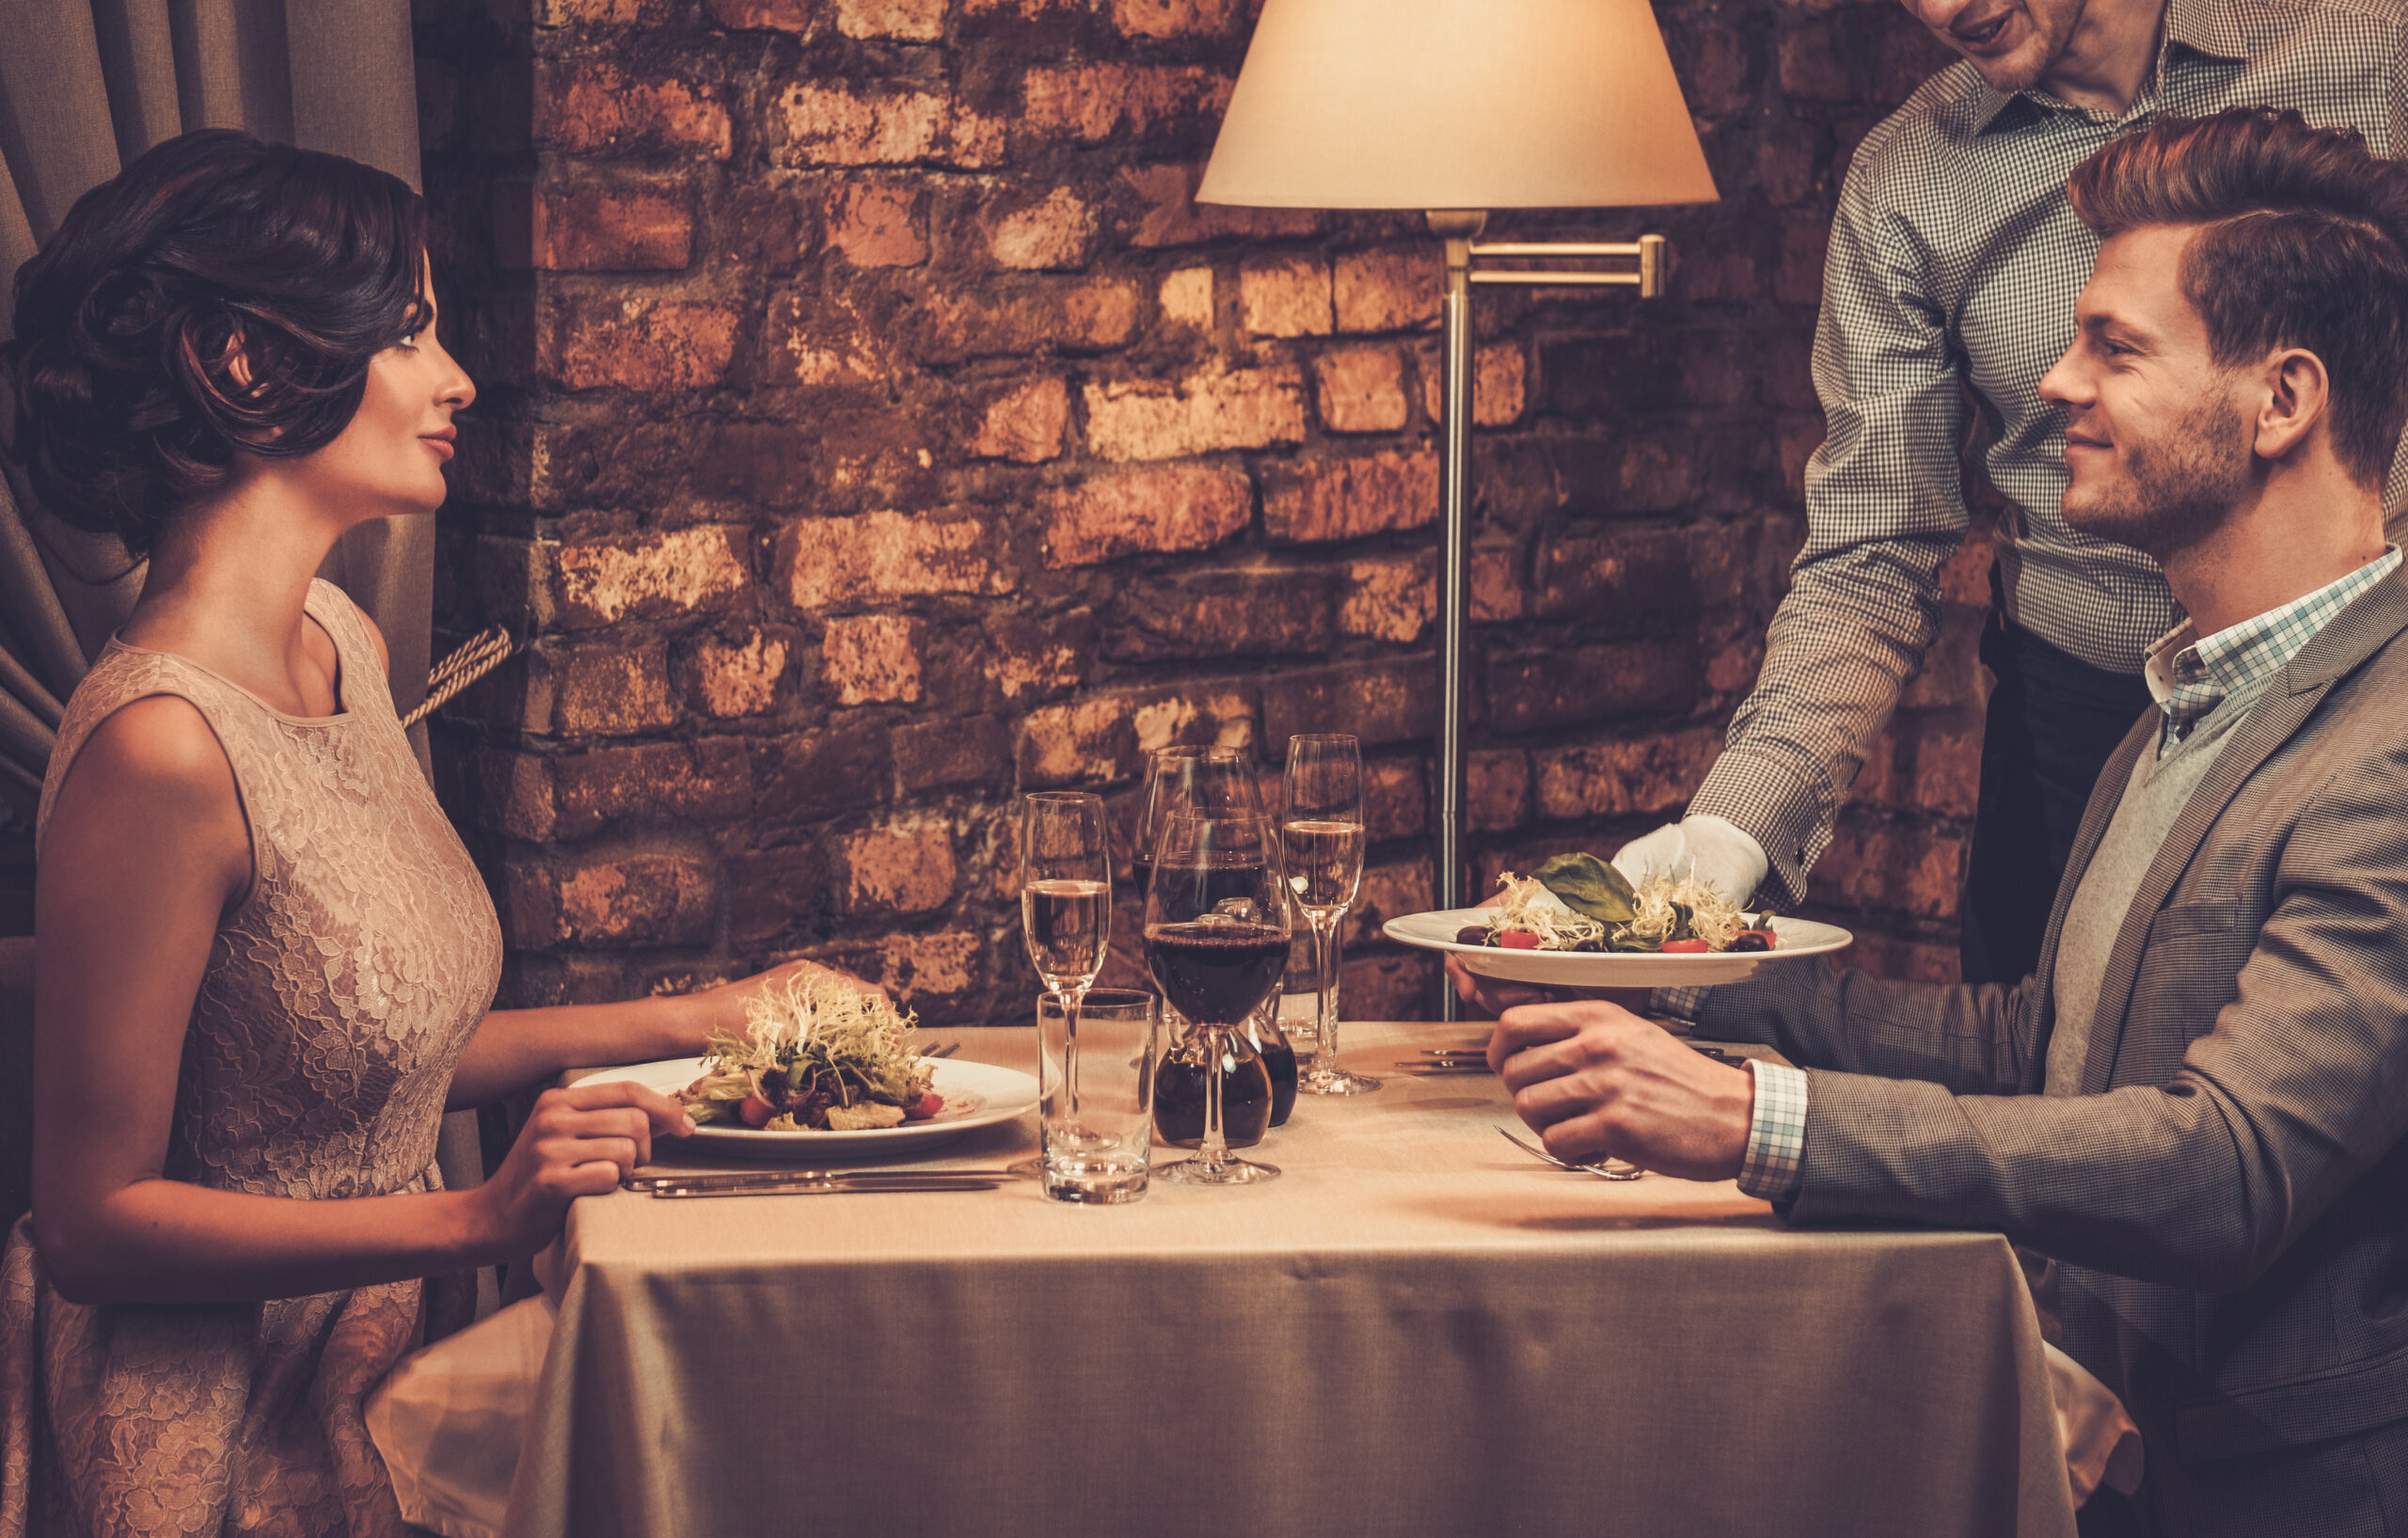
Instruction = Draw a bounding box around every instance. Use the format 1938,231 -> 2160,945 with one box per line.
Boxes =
1444,952 -> 1651,1021
1444,952 -> 1555,1017
1487,1002 -> 1755,1181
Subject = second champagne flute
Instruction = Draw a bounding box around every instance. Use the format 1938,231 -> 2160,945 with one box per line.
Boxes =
1021,791 -> 1112,1170
1283,734 -> 1377,1096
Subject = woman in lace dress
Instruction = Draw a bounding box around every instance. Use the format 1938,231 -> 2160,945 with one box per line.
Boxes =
0,131 -> 866,1537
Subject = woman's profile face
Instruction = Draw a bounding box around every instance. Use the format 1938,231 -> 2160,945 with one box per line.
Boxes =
291,269 -> 474,521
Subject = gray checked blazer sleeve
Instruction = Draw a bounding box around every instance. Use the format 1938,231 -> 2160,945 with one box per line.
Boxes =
1696,725 -> 2408,1292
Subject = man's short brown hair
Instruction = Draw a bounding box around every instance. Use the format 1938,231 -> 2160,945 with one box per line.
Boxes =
2068,107 -> 2408,488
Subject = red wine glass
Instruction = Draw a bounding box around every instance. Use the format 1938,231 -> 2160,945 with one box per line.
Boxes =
1144,809 -> 1290,1186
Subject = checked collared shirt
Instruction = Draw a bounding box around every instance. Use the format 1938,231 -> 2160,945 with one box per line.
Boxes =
1685,0 -> 2408,905
1738,548 -> 2404,1198
2147,549 -> 2403,755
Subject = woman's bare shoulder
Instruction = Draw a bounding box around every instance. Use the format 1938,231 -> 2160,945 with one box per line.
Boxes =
70,694 -> 231,791
48,696 -> 246,866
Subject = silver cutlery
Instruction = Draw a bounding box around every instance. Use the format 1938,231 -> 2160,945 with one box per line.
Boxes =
624,1166 -> 1014,1194
651,1174 -> 1006,1198
1397,1047 -> 1492,1074
1495,1125 -> 1643,1182
920,1040 -> 961,1060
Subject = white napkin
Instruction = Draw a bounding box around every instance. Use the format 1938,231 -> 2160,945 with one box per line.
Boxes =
365,1295 -> 556,1538
2046,1341 -> 2144,1505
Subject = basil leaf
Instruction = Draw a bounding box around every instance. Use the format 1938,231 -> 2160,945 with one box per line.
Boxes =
1532,852 -> 1639,925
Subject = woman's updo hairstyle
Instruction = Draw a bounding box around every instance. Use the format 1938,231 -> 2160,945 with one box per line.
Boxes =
2,129 -> 429,557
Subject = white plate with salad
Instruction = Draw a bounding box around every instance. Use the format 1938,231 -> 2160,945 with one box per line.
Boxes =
581,973 -> 1038,1158
1385,853 -> 1851,987
592,1055 -> 1039,1157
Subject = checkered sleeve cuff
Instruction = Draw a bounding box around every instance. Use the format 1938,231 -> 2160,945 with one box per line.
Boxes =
1737,1060 -> 1808,1199
1687,753 -> 1829,911
1651,986 -> 1711,1024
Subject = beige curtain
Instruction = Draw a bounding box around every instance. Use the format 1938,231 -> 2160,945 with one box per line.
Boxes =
0,0 -> 435,824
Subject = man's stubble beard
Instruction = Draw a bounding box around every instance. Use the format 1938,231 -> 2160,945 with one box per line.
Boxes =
2061,396 -> 2255,558
1963,0 -> 2087,95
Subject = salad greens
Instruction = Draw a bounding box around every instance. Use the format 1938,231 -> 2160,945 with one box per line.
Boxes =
681,972 -> 938,1132
1476,860 -> 1776,955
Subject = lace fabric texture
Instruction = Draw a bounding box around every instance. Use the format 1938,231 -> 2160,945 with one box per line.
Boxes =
2,580 -> 503,1537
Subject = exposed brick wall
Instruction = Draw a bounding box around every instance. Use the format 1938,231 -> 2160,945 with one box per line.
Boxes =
412,0 -> 1966,1024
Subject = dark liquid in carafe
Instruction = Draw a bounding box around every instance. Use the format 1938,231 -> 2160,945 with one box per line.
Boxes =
1250,1025 -> 1297,1127
1153,1029 -> 1273,1148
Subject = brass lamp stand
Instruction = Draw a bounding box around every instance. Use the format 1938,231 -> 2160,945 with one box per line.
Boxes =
1429,214 -> 1671,1018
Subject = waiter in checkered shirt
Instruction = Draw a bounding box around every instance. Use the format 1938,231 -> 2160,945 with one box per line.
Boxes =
1624,0 -> 2408,983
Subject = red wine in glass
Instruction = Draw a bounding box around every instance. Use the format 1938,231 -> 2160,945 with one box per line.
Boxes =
1145,920 -> 1289,1023
1142,808 -> 1290,1186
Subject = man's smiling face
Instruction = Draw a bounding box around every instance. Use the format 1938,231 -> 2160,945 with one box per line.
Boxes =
1896,0 -> 2090,93
2038,224 -> 2257,556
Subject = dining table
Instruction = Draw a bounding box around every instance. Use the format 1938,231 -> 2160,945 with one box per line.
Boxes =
507,1022 -> 2079,1538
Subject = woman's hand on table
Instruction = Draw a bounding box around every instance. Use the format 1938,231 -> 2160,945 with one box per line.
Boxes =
1487,1002 -> 1753,1182
470,1080 -> 694,1260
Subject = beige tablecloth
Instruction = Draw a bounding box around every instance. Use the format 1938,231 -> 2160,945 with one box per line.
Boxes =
512,1024 -> 2075,1538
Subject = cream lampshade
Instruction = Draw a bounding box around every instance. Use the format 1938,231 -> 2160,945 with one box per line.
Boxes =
1196,0 -> 1719,211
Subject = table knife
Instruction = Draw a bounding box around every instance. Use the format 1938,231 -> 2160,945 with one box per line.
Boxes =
652,1175 -> 1006,1198
625,1167 -> 1015,1193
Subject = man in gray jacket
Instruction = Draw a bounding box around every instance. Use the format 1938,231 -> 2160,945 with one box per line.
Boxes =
1468,109 -> 2408,1535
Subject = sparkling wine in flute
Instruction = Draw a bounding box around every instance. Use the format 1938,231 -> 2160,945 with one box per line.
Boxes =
1022,878 -> 1110,990
1283,733 -> 1377,1098
1281,819 -> 1365,912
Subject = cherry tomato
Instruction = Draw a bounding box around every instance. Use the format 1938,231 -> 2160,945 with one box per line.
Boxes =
905,1090 -> 946,1121
1661,939 -> 1711,954
738,1093 -> 778,1128
1497,930 -> 1544,950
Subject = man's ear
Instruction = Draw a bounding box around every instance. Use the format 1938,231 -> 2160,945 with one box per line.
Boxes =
2252,346 -> 2331,465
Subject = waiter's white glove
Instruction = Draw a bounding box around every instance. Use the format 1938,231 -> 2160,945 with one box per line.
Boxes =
1610,815 -> 1770,907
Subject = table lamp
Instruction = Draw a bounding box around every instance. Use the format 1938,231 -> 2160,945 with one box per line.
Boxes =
1196,0 -> 1720,1016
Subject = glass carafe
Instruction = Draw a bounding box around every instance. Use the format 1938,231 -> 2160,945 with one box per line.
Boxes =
1152,1021 -> 1274,1150
1244,997 -> 1297,1128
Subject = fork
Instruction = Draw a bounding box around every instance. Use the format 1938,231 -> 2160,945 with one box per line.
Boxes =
920,1040 -> 961,1060
1496,1125 -> 1643,1181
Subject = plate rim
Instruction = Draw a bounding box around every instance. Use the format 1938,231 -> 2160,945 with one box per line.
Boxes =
1381,907 -> 1853,968
585,1054 -> 1039,1144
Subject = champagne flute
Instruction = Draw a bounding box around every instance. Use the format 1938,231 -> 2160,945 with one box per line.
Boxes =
1282,735 -> 1377,1096
1145,809 -> 1290,1185
1020,792 -> 1112,1170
